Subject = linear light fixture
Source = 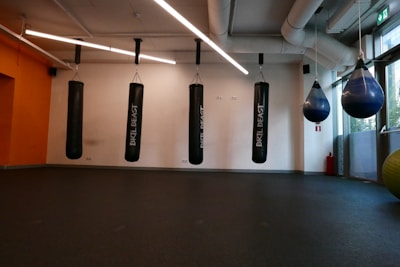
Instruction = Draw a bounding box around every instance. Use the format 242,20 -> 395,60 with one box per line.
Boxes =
25,29 -> 176,65
0,24 -> 72,69
153,0 -> 249,75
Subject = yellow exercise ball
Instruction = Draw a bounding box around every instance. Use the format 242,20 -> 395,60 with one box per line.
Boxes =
382,149 -> 400,199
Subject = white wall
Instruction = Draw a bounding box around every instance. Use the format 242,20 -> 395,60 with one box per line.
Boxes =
302,58 -> 334,173
47,61 -> 327,172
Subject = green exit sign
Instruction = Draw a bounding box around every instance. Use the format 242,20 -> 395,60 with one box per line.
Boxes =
377,6 -> 389,26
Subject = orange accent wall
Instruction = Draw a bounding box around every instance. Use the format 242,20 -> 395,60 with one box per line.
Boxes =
0,74 -> 14,164
0,32 -> 52,166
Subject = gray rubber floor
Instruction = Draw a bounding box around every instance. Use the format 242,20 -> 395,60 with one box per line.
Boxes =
1,167 -> 400,267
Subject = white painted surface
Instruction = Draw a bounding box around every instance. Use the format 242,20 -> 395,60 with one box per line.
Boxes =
47,62 -> 333,171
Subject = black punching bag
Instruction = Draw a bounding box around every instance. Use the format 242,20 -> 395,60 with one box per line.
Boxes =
252,82 -> 269,163
125,83 -> 144,162
66,80 -> 84,159
189,83 -> 204,165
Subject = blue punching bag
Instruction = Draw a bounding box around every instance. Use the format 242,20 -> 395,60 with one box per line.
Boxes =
125,83 -> 144,162
252,82 -> 269,163
303,80 -> 330,123
66,80 -> 83,159
341,59 -> 384,119
189,83 -> 204,165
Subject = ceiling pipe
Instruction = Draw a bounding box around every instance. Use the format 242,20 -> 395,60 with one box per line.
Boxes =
281,0 -> 357,68
207,0 -> 305,55
326,0 -> 371,34
208,0 -> 358,70
303,49 -> 346,72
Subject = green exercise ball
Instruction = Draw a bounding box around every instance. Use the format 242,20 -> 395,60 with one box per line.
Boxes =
382,149 -> 400,199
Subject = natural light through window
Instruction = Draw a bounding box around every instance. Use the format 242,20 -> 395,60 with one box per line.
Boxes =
382,24 -> 400,54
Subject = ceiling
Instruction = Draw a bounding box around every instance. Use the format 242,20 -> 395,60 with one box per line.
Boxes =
0,0 -> 398,69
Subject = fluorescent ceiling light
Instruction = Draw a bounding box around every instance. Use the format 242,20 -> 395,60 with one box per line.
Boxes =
0,24 -> 71,69
25,29 -> 176,65
153,0 -> 249,75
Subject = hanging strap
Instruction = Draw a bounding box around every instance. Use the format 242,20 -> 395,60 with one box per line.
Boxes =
195,38 -> 201,65
257,53 -> 266,82
74,41 -> 82,65
191,39 -> 203,84
134,38 -> 142,65
131,38 -> 143,83
72,42 -> 82,81
132,69 -> 143,84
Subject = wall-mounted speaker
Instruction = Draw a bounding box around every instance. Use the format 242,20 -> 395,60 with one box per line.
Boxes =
48,67 -> 57,77
303,64 -> 310,74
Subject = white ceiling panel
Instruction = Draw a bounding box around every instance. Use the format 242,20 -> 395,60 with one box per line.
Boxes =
231,0 -> 295,34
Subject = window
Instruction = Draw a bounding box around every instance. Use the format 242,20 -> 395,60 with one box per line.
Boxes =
386,59 -> 400,129
382,24 -> 400,54
348,65 -> 377,133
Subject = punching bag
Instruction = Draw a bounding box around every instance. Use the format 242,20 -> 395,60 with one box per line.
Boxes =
303,80 -> 330,123
252,82 -> 269,163
125,83 -> 144,162
66,80 -> 84,159
189,83 -> 204,165
341,58 -> 384,118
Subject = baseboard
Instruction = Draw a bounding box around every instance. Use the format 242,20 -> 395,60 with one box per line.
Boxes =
45,164 -> 310,174
1,163 -> 330,176
1,164 -> 47,170
299,171 -> 327,175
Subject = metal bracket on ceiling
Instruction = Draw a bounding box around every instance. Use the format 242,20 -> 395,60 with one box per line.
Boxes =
52,0 -> 93,38
0,23 -> 72,70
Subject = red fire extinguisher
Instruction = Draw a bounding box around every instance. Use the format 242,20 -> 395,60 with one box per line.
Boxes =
326,152 -> 334,176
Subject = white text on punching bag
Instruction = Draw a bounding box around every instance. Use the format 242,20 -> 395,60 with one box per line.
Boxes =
256,104 -> 264,147
199,105 -> 204,149
130,104 -> 138,146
